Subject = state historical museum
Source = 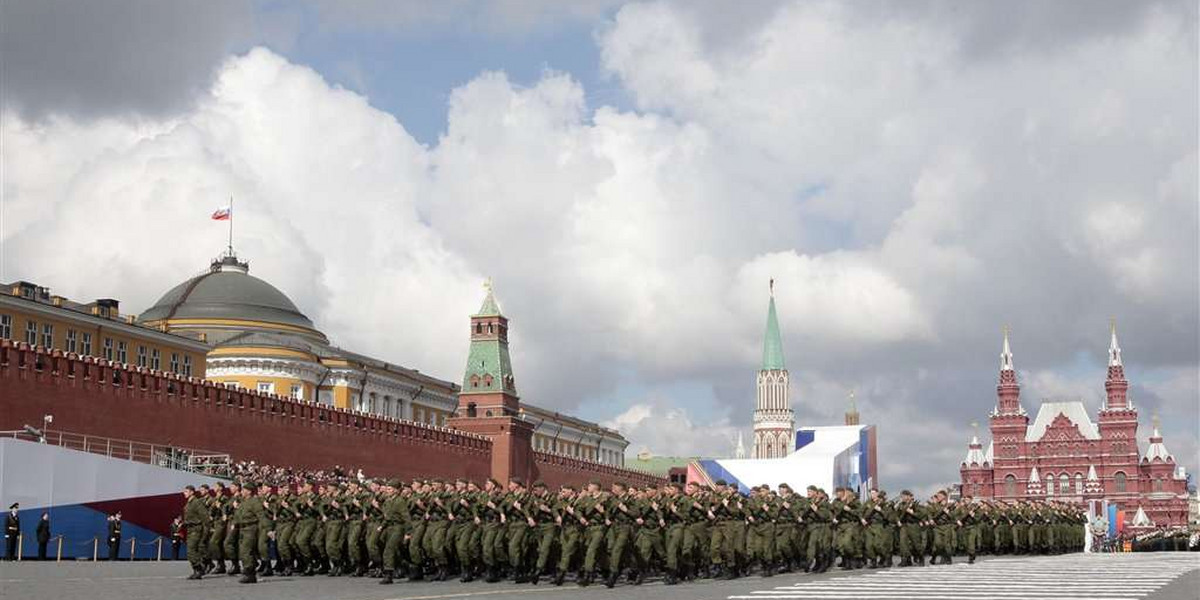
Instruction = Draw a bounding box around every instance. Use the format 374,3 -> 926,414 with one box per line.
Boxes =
960,327 -> 1188,527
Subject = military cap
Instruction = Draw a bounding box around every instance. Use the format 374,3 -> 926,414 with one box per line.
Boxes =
715,479 -> 728,486
779,483 -> 791,490
388,479 -> 402,488
900,489 -> 913,496
533,481 -> 547,489
487,478 -> 501,487
244,482 -> 259,492
806,485 -> 818,492
8,503 -> 18,510
510,478 -> 525,487
561,484 -> 577,491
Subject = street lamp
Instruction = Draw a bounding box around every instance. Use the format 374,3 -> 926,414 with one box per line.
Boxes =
43,415 -> 53,443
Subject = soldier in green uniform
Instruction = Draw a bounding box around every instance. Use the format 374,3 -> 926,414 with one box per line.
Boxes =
529,481 -> 559,584
256,485 -> 276,577
633,485 -> 666,585
578,481 -> 608,586
294,481 -> 319,576
605,481 -> 637,588
275,485 -> 298,575
233,482 -> 265,584
804,486 -> 832,573
202,485 -> 225,574
222,482 -> 241,575
182,485 -> 211,580
660,483 -> 685,584
555,485 -> 583,585
863,489 -> 894,568
502,479 -> 533,582
895,490 -> 924,567
832,487 -> 865,569
930,491 -> 956,564
478,479 -> 506,582
957,495 -> 980,563
774,484 -> 800,573
747,485 -> 779,576
364,481 -> 386,577
379,480 -> 408,585
680,482 -> 710,580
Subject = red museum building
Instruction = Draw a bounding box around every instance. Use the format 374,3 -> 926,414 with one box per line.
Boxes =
961,326 -> 1188,528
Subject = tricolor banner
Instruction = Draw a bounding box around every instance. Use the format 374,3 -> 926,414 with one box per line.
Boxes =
211,206 -> 232,220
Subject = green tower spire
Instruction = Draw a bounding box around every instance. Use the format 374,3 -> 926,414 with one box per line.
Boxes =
762,281 -> 785,371
462,279 -> 517,399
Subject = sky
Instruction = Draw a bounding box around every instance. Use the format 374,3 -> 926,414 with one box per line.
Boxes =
1,0 -> 1196,497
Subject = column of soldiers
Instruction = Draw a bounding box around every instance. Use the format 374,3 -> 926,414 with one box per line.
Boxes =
179,478 -> 1088,585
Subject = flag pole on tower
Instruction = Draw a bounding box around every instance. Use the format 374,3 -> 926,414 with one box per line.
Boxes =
228,195 -> 234,257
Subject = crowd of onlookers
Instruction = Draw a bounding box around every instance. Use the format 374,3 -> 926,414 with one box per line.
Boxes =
194,459 -> 371,487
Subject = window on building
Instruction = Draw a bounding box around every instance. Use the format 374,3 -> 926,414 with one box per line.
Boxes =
0,315 -> 10,340
1153,478 -> 1163,492
1114,471 -> 1127,493
151,348 -> 160,370
258,382 -> 274,394
1045,473 -> 1054,496
117,341 -> 127,364
415,407 -> 424,423
26,321 -> 37,345
291,384 -> 303,400
137,346 -> 147,367
66,329 -> 77,353
81,333 -> 92,356
182,355 -> 192,377
169,353 -> 179,374
41,323 -> 53,348
1075,473 -> 1084,495
1059,474 -> 1070,495
103,337 -> 114,361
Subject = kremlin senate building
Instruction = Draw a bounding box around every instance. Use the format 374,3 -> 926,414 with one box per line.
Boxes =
960,329 -> 1190,528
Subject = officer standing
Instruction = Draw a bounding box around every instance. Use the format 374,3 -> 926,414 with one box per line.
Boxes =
107,512 -> 123,561
36,512 -> 50,561
3,503 -> 18,561
169,517 -> 184,561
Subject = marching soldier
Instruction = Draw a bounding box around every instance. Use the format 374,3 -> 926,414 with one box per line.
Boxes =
529,481 -> 559,584
232,483 -> 265,584
895,490 -> 924,567
182,485 -> 210,579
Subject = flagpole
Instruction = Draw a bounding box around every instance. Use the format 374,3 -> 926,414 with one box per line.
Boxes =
228,195 -> 234,257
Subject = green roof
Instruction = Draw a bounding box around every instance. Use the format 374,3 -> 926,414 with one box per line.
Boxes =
475,288 -> 501,317
762,295 -> 785,370
629,456 -> 697,477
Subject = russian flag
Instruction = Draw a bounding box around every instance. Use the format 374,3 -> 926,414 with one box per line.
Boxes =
211,206 -> 232,220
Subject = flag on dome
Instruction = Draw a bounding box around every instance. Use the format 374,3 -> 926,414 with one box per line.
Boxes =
211,205 -> 232,220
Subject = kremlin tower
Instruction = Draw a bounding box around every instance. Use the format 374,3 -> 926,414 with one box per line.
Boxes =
752,281 -> 794,459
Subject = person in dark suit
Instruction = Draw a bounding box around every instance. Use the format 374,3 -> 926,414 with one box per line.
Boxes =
108,512 -> 123,561
4,503 -> 19,560
36,512 -> 51,560
170,517 -> 184,560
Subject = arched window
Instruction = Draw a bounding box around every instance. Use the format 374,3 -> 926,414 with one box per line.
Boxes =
487,323 -> 494,334
1114,471 -> 1127,493
475,323 -> 482,334
1153,478 -> 1163,492
1004,474 -> 1016,497
1059,474 -> 1070,495
1074,473 -> 1083,495
1045,473 -> 1054,496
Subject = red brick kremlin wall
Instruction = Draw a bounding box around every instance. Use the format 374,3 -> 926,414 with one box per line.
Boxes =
0,341 -> 664,488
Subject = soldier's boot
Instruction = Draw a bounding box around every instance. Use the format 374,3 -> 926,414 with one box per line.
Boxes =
460,567 -> 476,583
356,564 -> 368,577
917,555 -> 926,567
229,562 -> 241,576
432,566 -> 448,582
944,555 -> 953,565
886,556 -> 894,567
238,572 -> 258,584
968,555 -> 975,564
578,571 -> 593,587
484,567 -> 500,583
212,560 -> 226,574
187,567 -> 204,580
262,562 -> 275,577
664,570 -> 678,585
552,570 -> 566,586
761,561 -> 774,577
604,571 -> 618,589
634,570 -> 645,585
379,572 -> 394,585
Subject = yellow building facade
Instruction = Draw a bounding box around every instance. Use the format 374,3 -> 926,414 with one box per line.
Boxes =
0,280 -> 209,373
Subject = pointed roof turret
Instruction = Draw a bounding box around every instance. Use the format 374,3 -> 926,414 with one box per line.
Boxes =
844,390 -> 860,426
963,423 -> 986,466
1000,325 -> 1014,371
735,432 -> 746,459
1029,466 -> 1041,482
761,280 -> 785,371
1087,464 -> 1099,481
1131,506 -> 1153,527
1145,413 -> 1174,462
1108,319 -> 1122,367
475,278 -> 502,317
